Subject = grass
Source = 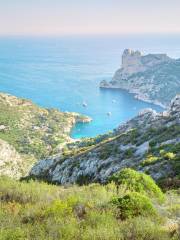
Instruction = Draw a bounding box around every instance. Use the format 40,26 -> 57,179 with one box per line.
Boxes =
0,176 -> 179,240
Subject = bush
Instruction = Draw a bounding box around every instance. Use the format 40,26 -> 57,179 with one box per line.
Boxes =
141,155 -> 159,166
124,148 -> 134,158
164,152 -> 176,160
0,177 -> 179,240
111,192 -> 157,220
0,228 -> 26,240
119,217 -> 172,240
109,168 -> 164,201
45,199 -> 73,217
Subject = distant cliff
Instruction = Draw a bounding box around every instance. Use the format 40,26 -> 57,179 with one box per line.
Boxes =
100,49 -> 180,107
30,95 -> 180,186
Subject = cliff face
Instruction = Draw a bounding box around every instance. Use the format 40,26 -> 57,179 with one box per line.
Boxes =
100,49 -> 180,107
0,92 -> 91,178
29,95 -> 180,185
0,139 -> 25,179
121,49 -> 170,76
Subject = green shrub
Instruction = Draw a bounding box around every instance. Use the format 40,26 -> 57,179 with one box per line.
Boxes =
111,192 -> 157,220
0,176 -> 179,240
82,210 -> 121,239
45,199 -> 73,217
124,148 -> 134,158
0,228 -> 26,240
109,168 -> 164,201
163,152 -> 176,160
119,217 -> 172,240
141,155 -> 159,166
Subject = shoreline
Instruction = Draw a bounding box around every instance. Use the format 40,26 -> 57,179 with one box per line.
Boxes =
100,85 -> 167,109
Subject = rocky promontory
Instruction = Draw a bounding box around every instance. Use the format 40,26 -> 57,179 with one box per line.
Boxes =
100,49 -> 180,107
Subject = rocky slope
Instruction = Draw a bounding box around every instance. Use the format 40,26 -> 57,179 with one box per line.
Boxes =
100,49 -> 180,107
0,139 -> 25,179
30,95 -> 180,185
0,92 -> 91,178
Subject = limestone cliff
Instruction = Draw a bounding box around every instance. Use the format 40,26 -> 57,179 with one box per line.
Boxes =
0,139 -> 25,179
100,49 -> 180,107
29,95 -> 180,185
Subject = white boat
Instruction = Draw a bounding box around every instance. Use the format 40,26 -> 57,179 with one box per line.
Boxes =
82,102 -> 88,107
107,112 -> 112,116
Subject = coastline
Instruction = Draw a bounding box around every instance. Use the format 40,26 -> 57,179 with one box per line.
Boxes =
100,84 -> 167,109
69,113 -> 92,140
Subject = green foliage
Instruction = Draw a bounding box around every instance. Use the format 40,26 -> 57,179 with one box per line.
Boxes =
109,168 -> 164,201
0,228 -> 26,240
0,177 -> 179,240
141,154 -> 159,166
99,143 -> 119,160
111,192 -> 157,219
119,217 -> 175,240
0,94 -> 86,164
161,151 -> 176,160
123,148 -> 134,158
76,174 -> 92,185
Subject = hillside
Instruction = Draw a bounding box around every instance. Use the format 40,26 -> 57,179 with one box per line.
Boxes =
30,95 -> 180,186
100,49 -> 180,107
0,139 -> 26,179
0,93 -> 91,178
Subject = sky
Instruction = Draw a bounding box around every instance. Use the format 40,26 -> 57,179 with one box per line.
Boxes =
0,0 -> 180,36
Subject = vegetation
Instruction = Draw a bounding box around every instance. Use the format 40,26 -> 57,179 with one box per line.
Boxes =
111,192 -> 157,219
0,175 -> 179,240
0,95 -> 75,159
109,168 -> 165,201
141,154 -> 159,166
0,93 -> 179,239
0,93 -> 89,177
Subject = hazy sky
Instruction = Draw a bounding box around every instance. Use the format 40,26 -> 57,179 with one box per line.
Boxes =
0,0 -> 180,35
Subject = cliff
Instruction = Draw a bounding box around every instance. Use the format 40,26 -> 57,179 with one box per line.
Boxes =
100,49 -> 180,107
0,92 -> 91,178
29,95 -> 180,185
0,139 -> 25,179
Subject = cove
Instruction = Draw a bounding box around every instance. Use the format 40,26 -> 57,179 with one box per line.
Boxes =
0,35 -> 178,138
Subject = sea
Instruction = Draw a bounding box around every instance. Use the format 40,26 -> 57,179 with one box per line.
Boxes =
0,34 -> 180,138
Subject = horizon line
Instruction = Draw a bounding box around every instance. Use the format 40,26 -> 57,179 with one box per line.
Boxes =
0,31 -> 180,38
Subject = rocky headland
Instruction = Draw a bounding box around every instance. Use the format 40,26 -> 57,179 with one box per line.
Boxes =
100,49 -> 180,107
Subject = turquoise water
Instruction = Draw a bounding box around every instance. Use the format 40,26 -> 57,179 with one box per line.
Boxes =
0,34 -> 180,138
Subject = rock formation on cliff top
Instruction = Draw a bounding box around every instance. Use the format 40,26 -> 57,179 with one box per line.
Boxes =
100,49 -> 180,107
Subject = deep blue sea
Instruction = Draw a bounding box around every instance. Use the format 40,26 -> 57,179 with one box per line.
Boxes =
0,34 -> 180,138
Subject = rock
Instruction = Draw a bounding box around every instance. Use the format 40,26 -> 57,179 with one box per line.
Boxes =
0,125 -> 7,131
100,80 -> 110,88
99,49 -> 180,107
135,141 -> 149,156
0,139 -> 24,179
170,94 -> 180,112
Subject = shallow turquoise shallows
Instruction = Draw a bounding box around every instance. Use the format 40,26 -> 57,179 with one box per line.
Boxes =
0,34 -> 180,138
